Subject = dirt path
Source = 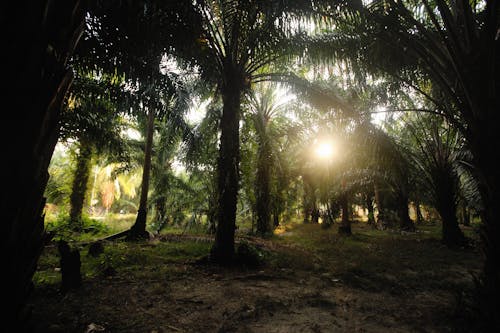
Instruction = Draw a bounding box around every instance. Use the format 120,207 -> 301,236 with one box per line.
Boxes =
28,223 -> 480,332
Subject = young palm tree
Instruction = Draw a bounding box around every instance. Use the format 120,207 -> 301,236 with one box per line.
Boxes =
403,115 -> 466,247
248,84 -> 291,236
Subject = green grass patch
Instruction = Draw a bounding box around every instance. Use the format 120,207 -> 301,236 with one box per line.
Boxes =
34,239 -> 211,288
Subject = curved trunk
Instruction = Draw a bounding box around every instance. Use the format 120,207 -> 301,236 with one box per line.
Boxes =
211,79 -> 242,264
69,142 -> 92,230
1,1 -> 84,329
128,108 -> 155,240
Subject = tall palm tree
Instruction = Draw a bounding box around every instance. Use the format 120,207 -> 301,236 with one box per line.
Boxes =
1,1 -> 84,328
60,73 -> 126,230
306,2 -> 499,322
169,0 -> 314,263
126,71 -> 191,240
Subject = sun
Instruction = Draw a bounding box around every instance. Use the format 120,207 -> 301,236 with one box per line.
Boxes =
315,141 -> 335,159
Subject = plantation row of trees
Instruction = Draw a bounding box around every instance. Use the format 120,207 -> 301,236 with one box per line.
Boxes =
2,0 -> 498,331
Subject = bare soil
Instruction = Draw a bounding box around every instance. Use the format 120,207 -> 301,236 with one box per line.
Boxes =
27,223 -> 480,333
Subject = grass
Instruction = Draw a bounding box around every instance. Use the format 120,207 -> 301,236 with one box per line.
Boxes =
31,219 -> 482,332
34,239 -> 211,287
272,221 -> 481,296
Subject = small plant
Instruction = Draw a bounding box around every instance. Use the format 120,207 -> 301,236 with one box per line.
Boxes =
45,214 -> 110,242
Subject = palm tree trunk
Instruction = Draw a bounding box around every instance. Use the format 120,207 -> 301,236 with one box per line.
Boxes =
397,194 -> 414,231
373,183 -> 386,229
414,200 -> 424,225
211,79 -> 242,264
1,1 -> 84,329
460,205 -> 470,226
338,192 -> 351,235
435,176 -> 465,247
365,191 -> 375,225
128,108 -> 155,240
255,143 -> 271,235
69,142 -> 92,230
438,203 -> 465,247
471,128 -> 500,328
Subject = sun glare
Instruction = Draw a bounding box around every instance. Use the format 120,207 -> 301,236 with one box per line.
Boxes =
315,142 -> 335,159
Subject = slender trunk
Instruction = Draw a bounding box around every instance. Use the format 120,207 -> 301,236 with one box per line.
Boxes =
302,176 -> 315,224
211,79 -> 242,264
207,178 -> 217,235
255,142 -> 271,235
128,109 -> 155,240
338,192 -> 351,235
461,204 -> 470,226
153,199 -> 167,234
273,211 -> 280,227
69,142 -> 92,230
311,205 -> 320,224
1,1 -> 84,329
89,165 -> 99,215
414,200 -> 424,225
373,183 -> 386,229
365,192 -> 375,225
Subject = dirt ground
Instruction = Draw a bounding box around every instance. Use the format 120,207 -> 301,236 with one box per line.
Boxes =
27,223 -> 481,333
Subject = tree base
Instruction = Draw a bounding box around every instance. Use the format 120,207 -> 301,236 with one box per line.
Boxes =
338,225 -> 352,235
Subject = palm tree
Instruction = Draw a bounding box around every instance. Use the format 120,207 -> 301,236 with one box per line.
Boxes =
402,115 -> 466,247
248,84 -> 291,235
1,1 -> 84,327
306,2 -> 499,321
60,73 -> 125,230
169,0 -> 314,263
126,71 -> 191,240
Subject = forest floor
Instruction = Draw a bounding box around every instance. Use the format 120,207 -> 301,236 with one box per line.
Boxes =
28,222 -> 481,333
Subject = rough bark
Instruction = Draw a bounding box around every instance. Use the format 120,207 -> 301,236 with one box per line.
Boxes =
211,74 -> 242,264
434,172 -> 466,247
470,126 -> 500,329
0,1 -> 84,329
128,108 -> 155,240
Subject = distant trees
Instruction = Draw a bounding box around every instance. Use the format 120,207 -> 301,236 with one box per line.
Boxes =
307,2 -> 499,324
60,73 -> 125,230
395,114 -> 467,247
